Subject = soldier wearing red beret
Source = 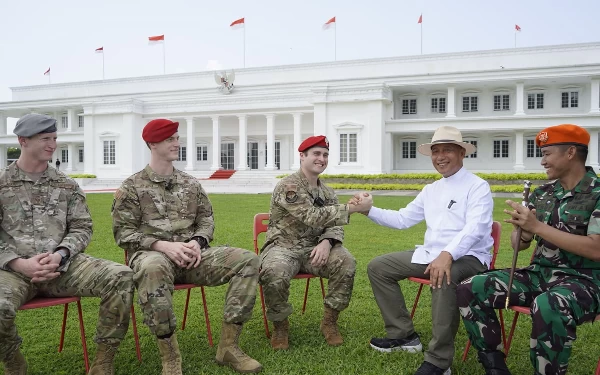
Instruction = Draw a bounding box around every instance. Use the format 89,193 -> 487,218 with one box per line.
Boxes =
112,119 -> 262,374
458,124 -> 600,375
260,135 -> 363,350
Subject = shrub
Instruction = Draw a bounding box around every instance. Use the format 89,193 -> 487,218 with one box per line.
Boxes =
68,174 -> 97,178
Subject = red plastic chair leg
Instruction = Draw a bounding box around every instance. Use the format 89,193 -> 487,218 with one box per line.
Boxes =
76,301 -> 90,372
595,357 -> 600,375
301,278 -> 311,314
504,311 -> 521,356
260,285 -> 271,338
200,287 -> 213,347
59,303 -> 69,352
181,288 -> 192,330
319,278 -> 325,298
410,284 -> 425,319
461,340 -> 472,362
130,305 -> 142,362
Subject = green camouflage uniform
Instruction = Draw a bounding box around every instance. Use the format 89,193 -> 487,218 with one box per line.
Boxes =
457,167 -> 600,375
0,162 -> 134,361
259,170 -> 356,322
112,165 -> 258,336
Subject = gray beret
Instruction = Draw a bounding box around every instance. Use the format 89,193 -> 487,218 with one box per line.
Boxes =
14,113 -> 57,137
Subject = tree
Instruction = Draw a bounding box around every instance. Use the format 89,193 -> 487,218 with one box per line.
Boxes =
7,147 -> 20,160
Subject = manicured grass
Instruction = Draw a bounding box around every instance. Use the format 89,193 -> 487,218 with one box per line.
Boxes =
9,194 -> 599,375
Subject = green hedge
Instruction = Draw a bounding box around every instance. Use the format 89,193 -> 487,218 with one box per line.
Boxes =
327,183 -> 536,193
68,174 -> 97,178
278,173 -> 550,180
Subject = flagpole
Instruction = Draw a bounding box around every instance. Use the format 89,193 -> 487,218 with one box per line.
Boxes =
163,41 -> 166,74
514,30 -> 517,48
420,22 -> 423,55
243,25 -> 246,68
334,23 -> 337,61
102,52 -> 105,80
48,73 -> 51,84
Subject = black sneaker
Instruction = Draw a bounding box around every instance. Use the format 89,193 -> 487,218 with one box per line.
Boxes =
414,361 -> 451,375
369,332 -> 423,353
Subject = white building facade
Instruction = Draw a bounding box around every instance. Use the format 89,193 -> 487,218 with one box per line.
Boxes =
1,42 -> 600,178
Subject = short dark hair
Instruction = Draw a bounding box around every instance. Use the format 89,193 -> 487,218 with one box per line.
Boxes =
557,144 -> 588,163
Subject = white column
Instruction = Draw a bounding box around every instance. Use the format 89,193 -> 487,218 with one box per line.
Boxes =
291,113 -> 303,170
0,145 -> 6,168
0,112 -> 6,135
210,116 -> 221,171
590,79 -> 600,113
589,130 -> 599,170
446,86 -> 456,118
514,131 -> 525,170
515,82 -> 525,115
65,143 -> 74,172
237,115 -> 248,170
185,117 -> 196,171
83,114 -> 95,175
265,114 -> 276,171
67,109 -> 75,132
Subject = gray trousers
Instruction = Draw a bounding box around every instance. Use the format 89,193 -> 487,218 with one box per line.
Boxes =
367,250 -> 486,370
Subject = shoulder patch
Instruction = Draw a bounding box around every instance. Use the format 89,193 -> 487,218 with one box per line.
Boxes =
114,188 -> 126,201
285,184 -> 298,203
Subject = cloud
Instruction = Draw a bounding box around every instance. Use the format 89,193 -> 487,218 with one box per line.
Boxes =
205,60 -> 223,71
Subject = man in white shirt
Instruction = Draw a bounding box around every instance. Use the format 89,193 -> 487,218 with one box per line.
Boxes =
350,126 -> 494,375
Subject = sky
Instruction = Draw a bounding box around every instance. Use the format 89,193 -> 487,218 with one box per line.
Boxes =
1,0 -> 599,106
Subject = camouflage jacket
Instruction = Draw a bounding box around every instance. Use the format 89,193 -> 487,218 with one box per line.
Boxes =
528,167 -> 600,285
112,165 -> 214,262
263,170 -> 349,252
0,162 -> 92,270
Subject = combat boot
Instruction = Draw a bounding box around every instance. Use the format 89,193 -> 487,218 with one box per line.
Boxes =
216,322 -> 262,373
320,305 -> 343,346
4,348 -> 27,375
477,350 -> 512,375
270,319 -> 289,350
88,343 -> 119,375
157,335 -> 183,375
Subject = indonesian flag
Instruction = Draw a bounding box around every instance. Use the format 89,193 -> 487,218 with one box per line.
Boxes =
148,35 -> 165,43
323,17 -> 336,30
230,18 -> 245,29
44,67 -> 50,76
418,14 -> 422,24
515,24 -> 521,31
95,47 -> 104,53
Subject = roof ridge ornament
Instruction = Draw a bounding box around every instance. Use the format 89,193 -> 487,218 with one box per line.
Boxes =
214,70 -> 235,95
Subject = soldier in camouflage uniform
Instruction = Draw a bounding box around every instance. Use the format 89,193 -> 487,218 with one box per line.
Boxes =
260,135 -> 362,350
0,114 -> 134,375
112,119 -> 261,375
457,124 -> 600,375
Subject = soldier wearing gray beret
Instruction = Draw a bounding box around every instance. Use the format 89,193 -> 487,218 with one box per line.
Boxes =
13,113 -> 57,137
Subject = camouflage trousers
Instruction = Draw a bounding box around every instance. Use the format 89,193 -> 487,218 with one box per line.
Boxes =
0,254 -> 134,361
130,247 -> 259,337
259,244 -> 356,322
457,267 -> 600,375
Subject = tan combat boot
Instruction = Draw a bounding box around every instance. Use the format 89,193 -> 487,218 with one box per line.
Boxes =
88,343 -> 119,375
157,334 -> 183,375
4,348 -> 27,375
320,305 -> 343,346
270,319 -> 289,350
216,322 -> 262,373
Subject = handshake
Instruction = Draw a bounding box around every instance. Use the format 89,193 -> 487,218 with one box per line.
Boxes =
347,192 -> 373,215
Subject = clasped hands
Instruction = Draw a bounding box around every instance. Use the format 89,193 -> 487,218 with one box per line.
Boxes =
347,192 -> 373,215
152,240 -> 204,269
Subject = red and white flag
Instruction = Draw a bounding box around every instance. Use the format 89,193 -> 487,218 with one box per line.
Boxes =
515,24 -> 521,31
418,14 -> 423,24
95,46 -> 104,53
323,16 -> 336,30
230,17 -> 245,29
44,67 -> 50,76
148,35 -> 165,44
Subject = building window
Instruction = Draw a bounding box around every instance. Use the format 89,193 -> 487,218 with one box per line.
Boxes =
493,140 -> 509,158
462,96 -> 478,112
103,140 -> 116,165
340,133 -> 357,162
493,94 -> 510,111
464,140 -> 477,158
527,93 -> 544,109
402,141 -> 416,159
402,98 -> 417,114
526,139 -> 542,158
431,97 -> 446,113
61,115 -> 68,128
178,146 -> 187,161
78,149 -> 84,163
561,91 -> 579,108
61,149 -> 68,163
78,115 -> 84,127
196,145 -> 208,161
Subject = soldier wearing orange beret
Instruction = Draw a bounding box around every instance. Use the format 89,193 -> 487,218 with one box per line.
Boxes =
260,135 -> 363,350
458,124 -> 600,375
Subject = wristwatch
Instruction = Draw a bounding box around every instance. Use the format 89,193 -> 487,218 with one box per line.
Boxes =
55,248 -> 70,267
191,236 -> 208,249
326,238 -> 339,248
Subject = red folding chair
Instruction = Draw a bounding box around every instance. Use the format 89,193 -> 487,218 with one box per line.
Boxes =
253,213 -> 325,338
19,296 -> 89,372
124,252 -> 213,362
405,221 -> 504,361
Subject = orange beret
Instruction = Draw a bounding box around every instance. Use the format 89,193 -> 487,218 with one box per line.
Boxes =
142,119 -> 179,143
536,124 -> 590,148
298,135 -> 329,152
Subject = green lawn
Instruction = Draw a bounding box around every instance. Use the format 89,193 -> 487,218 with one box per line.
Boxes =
8,194 -> 599,375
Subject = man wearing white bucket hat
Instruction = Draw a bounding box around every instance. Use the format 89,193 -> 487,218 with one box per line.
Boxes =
350,126 -> 494,375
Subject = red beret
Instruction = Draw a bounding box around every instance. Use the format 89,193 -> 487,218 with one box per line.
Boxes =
536,124 -> 590,148
298,135 -> 329,152
142,119 -> 179,143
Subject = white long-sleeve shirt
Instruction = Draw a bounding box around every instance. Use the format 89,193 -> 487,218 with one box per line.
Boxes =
367,167 -> 494,267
